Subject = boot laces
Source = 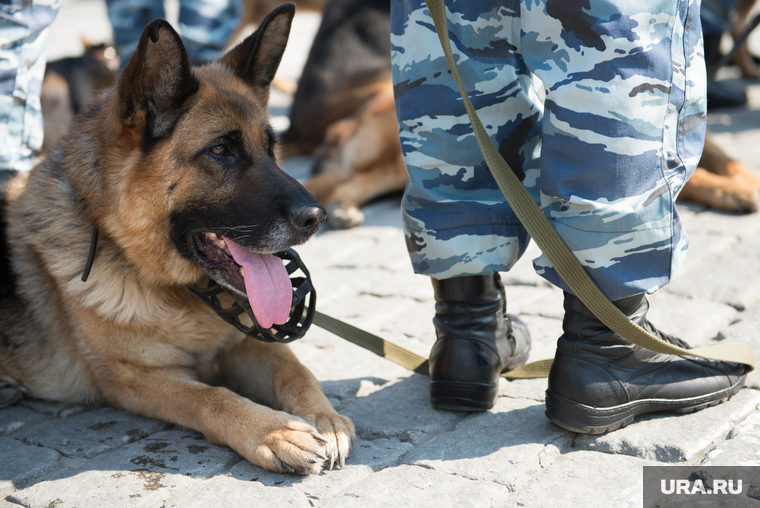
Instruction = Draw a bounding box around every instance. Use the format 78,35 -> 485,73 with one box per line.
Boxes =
644,320 -> 692,350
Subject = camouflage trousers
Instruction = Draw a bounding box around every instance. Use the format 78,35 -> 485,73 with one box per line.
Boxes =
392,0 -> 707,301
106,0 -> 240,64
0,0 -> 59,171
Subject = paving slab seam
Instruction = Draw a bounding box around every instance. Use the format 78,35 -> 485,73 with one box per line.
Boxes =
694,399 -> 760,463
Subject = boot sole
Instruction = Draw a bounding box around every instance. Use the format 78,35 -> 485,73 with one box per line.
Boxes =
430,350 -> 530,412
544,375 -> 746,434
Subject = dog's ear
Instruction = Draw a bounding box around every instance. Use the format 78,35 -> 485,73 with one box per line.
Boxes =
118,19 -> 199,146
219,3 -> 294,101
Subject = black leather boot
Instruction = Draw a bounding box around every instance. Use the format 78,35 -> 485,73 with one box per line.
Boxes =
429,274 -> 531,411
546,292 -> 747,434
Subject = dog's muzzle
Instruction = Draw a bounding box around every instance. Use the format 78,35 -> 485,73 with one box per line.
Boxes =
187,249 -> 316,343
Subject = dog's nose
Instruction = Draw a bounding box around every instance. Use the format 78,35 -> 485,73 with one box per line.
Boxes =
291,204 -> 326,234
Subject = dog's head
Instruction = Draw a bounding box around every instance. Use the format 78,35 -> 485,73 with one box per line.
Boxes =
94,4 -> 324,329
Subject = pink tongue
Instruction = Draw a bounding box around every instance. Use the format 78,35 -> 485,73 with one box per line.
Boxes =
225,239 -> 292,329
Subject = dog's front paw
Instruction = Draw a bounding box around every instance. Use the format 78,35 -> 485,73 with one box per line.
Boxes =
717,186 -> 760,213
247,413 -> 333,475
312,411 -> 355,470
327,202 -> 364,229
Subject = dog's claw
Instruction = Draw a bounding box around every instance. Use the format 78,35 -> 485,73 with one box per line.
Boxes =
310,431 -> 329,443
279,458 -> 295,474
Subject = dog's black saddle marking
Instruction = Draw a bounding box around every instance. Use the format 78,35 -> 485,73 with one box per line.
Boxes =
0,170 -> 18,300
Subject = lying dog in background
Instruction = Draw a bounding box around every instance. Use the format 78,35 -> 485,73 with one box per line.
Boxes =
680,131 -> 760,213
283,0 -> 760,228
0,4 -> 353,474
40,40 -> 119,154
304,80 -> 406,228
281,0 -> 402,228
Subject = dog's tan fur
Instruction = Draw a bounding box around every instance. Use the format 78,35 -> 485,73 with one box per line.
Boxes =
681,131 -> 760,213
0,4 -> 353,475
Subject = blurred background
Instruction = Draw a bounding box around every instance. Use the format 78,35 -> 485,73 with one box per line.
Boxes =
39,0 -> 760,222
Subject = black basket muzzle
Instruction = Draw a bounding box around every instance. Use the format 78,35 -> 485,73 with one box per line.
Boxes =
187,248 -> 316,343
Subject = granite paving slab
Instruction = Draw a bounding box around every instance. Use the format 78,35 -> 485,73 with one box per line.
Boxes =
502,450 -> 662,508
163,476 -> 311,508
6,429 -> 242,508
514,286 -> 565,320
340,374 -> 466,444
17,400 -> 87,418
226,438 -> 415,503
646,291 -> 738,344
14,407 -> 169,459
701,411 -> 760,466
6,469 -> 199,508
0,438 -> 62,489
663,234 -> 760,311
672,230 -> 739,274
319,464 -> 512,508
402,397 -> 574,491
0,406 -> 47,436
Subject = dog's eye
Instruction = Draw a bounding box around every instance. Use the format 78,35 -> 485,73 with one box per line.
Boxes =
211,145 -> 230,157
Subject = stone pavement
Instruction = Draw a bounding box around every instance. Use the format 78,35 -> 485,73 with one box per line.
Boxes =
3,2 -> 760,507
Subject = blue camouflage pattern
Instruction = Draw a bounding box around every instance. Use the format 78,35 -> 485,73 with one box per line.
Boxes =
392,0 -> 707,301
106,0 -> 240,65
0,0 -> 60,171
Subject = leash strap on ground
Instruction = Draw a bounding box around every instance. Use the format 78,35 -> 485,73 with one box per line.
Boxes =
313,311 -> 550,378
424,0 -> 755,373
313,311 -> 430,375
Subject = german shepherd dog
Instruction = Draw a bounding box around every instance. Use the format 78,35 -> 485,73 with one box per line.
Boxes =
0,4 -> 354,474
